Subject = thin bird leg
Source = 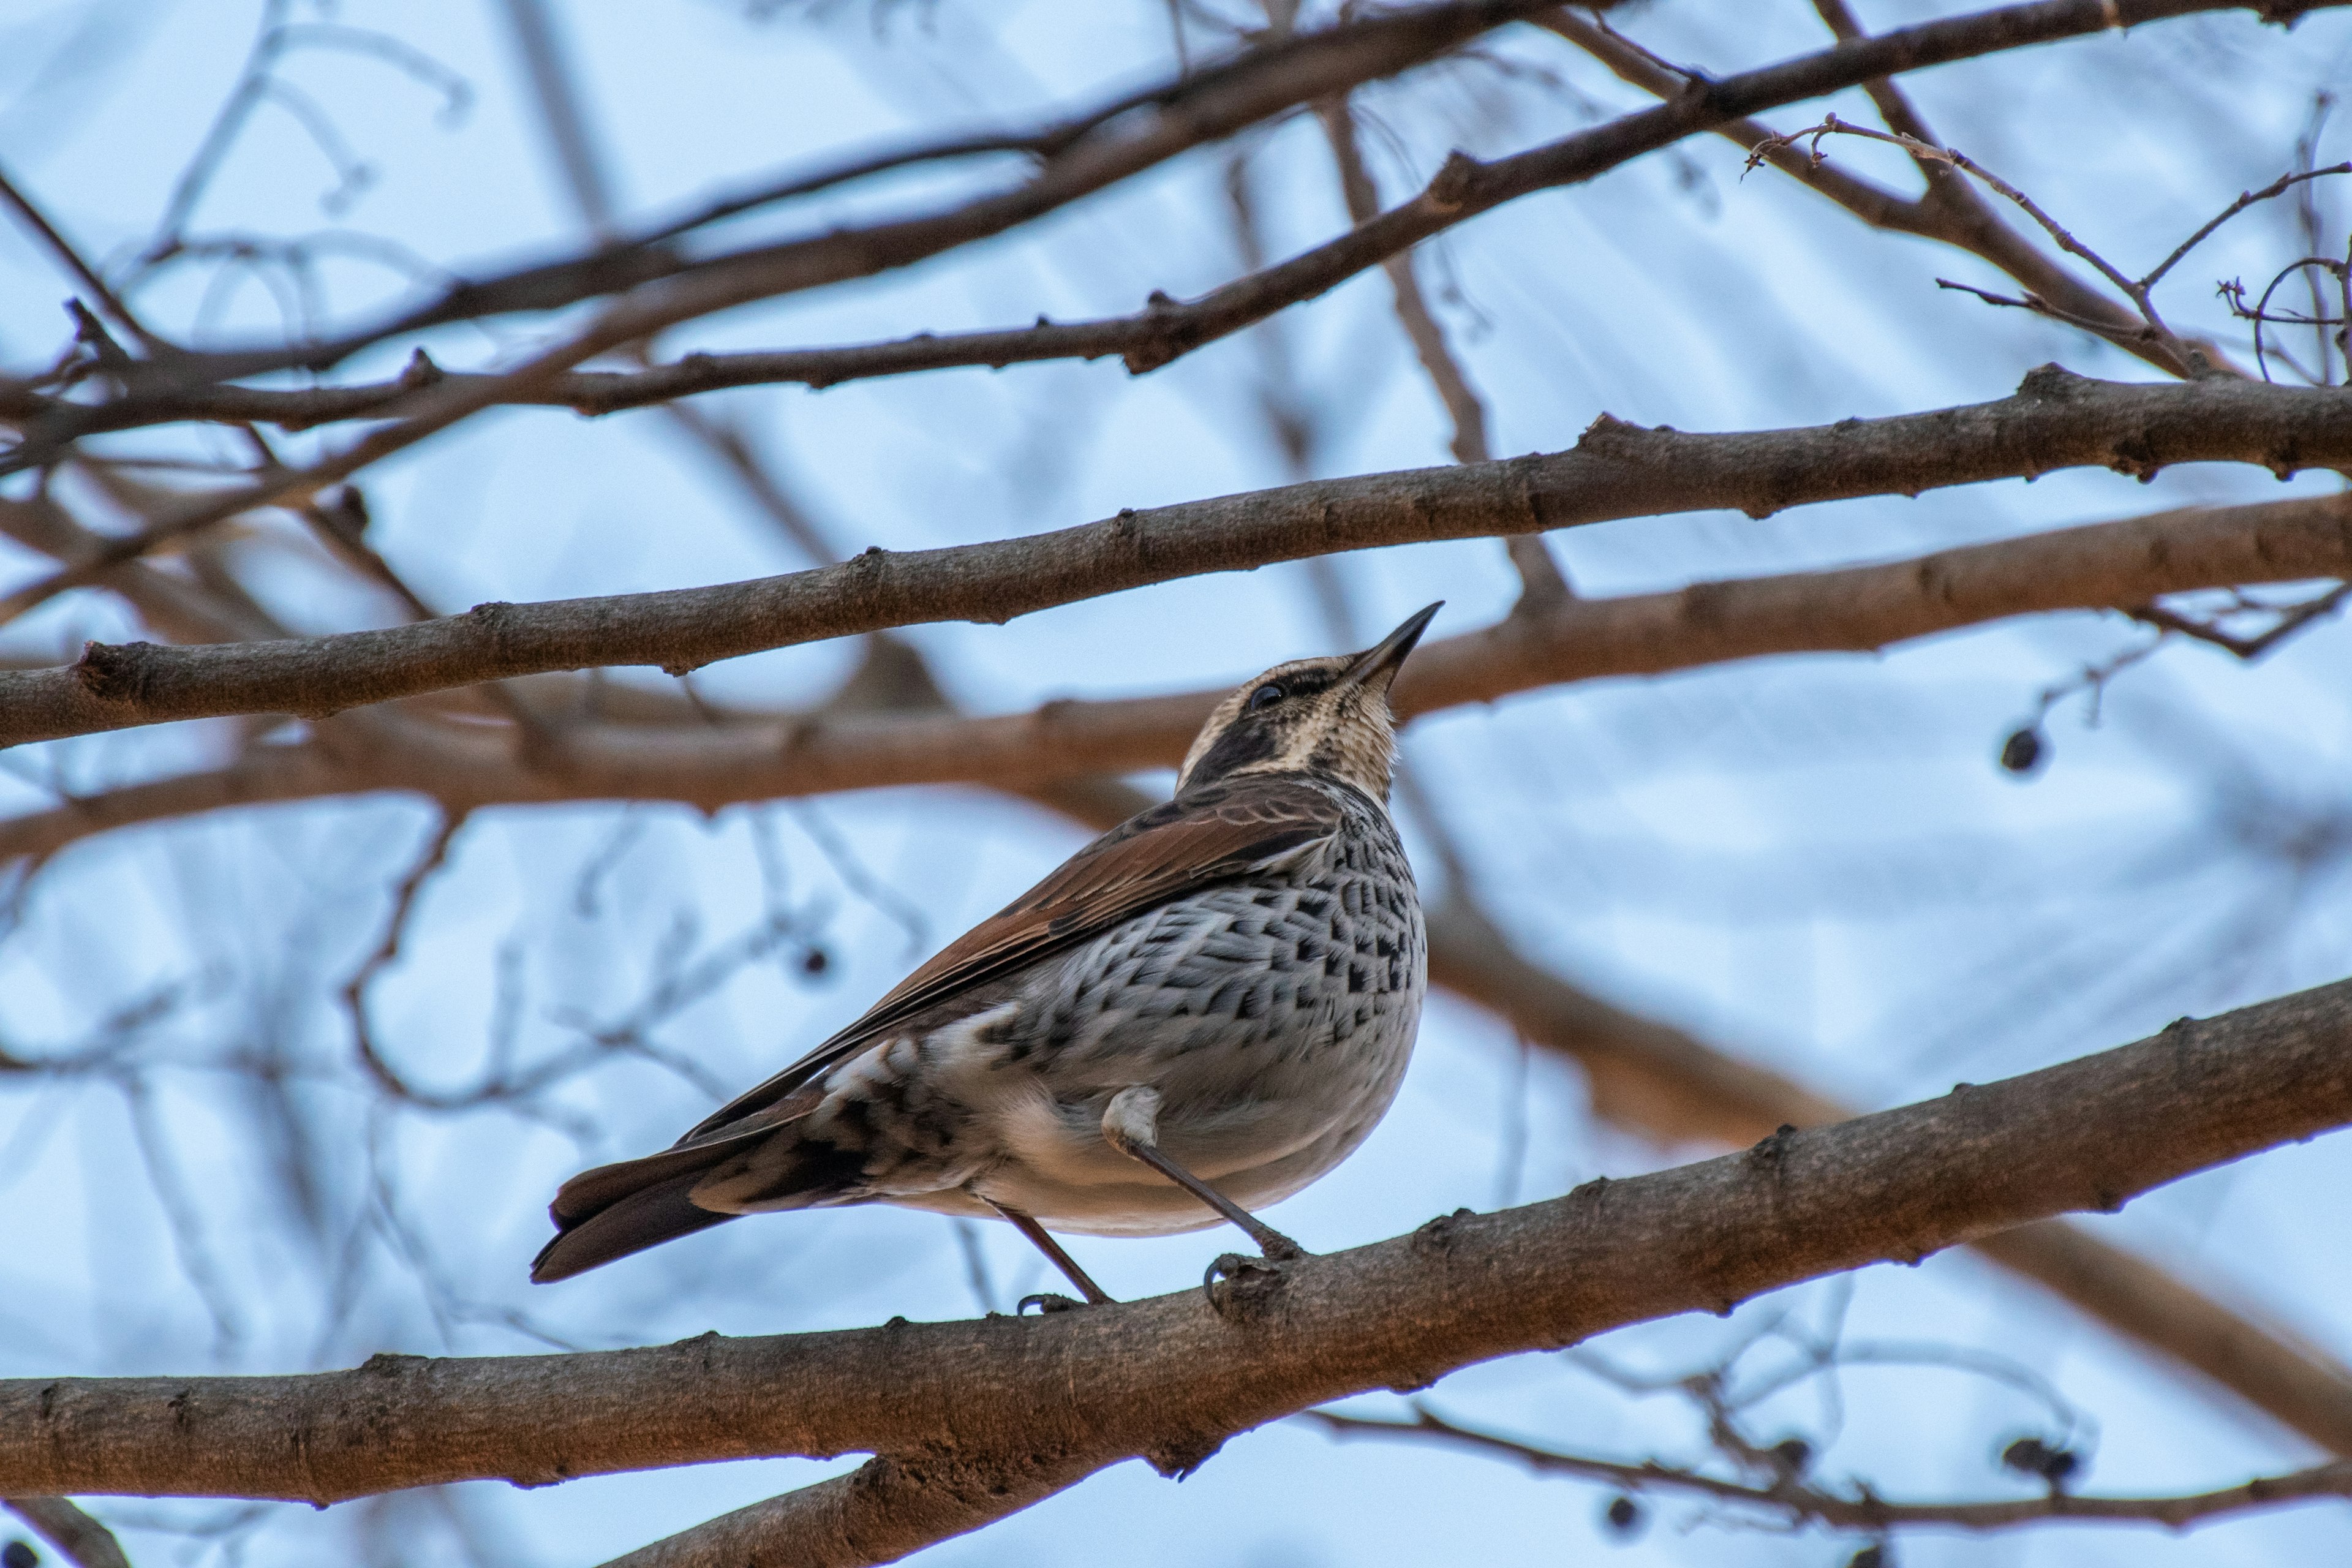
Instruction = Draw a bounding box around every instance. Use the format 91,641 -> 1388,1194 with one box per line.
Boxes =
1101,1087 -> 1306,1262
978,1194 -> 1115,1308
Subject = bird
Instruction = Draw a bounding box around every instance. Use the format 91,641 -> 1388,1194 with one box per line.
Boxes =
531,602 -> 1439,1309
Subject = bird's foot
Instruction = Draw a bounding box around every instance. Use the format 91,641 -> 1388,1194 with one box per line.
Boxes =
1017,1292 -> 1090,1314
1202,1250 -> 1295,1319
1253,1230 -> 1307,1264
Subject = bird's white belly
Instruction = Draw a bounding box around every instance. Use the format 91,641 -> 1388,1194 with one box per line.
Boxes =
894,954 -> 1423,1235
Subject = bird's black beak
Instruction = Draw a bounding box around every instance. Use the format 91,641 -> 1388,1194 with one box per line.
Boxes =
1339,601 -> 1442,694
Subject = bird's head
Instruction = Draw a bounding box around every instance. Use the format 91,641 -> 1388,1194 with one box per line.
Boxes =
1175,602 -> 1442,804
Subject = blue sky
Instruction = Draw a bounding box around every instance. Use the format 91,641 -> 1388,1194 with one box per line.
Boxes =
4,1 -> 2352,1564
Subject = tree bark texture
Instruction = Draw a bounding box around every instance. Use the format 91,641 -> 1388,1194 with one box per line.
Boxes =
1,973 -> 2343,1524
4,371 -> 2347,749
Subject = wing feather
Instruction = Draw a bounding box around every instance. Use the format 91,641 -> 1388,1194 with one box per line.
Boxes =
672,779 -> 1341,1145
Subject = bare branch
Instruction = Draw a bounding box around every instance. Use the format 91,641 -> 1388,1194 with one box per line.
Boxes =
4,0 -> 2320,445
6,486 -> 2349,840
1,1497 -> 133,1568
43,0 -> 1579,399
1537,10 -> 2217,377
0,971 -> 2345,1565
2128,582 -> 2352,656
1744,115 -> 2333,378
6,370 -> 2348,748
1309,1408 -> 2352,1533
0,165 -> 160,353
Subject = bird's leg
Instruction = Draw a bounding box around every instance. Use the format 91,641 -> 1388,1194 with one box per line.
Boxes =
977,1193 -> 1115,1312
1101,1086 -> 1307,1263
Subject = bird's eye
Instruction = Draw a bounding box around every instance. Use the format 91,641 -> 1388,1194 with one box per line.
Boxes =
1247,682 -> 1285,712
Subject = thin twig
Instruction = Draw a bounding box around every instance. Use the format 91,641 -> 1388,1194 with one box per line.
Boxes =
0,166 -> 161,352
1,1497 -> 134,1568
2128,582 -> 2352,659
1307,1408 -> 2352,1532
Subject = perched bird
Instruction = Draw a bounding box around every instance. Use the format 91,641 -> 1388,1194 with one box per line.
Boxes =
532,603 -> 1439,1307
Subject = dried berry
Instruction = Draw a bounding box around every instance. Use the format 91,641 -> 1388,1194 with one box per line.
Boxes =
2000,1436 -> 2080,1485
1999,726 -> 2046,774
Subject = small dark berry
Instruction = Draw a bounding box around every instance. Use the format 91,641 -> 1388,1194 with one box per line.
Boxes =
1848,1545 -> 1886,1568
1770,1436 -> 1812,1474
1999,726 -> 2045,774
801,947 -> 829,976
1604,1494 -> 1640,1533
5,1540 -> 40,1568
2000,1435 -> 2079,1483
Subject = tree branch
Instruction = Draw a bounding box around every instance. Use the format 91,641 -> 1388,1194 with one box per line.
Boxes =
8,492 -> 2352,1458
0,1497 -> 132,1568
6,484 -> 2348,839
0,971 -> 2345,1568
10,0 -> 1574,407
1536,9 -> 2222,378
4,0 -> 2321,442
1309,1408 -> 2352,1532
5,369 -> 2348,749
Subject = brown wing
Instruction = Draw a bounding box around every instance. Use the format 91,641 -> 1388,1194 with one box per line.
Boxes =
669,777 -> 1342,1146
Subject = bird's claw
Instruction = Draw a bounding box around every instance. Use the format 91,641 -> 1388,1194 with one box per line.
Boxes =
1017,1292 -> 1087,1314
1202,1251 -> 1289,1317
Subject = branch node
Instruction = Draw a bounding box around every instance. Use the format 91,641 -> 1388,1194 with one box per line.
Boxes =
1144,1431 -> 1227,1479
72,640 -> 159,706
1427,150 -> 1481,211
1203,1252 -> 1289,1320
1413,1206 -> 1479,1255
1576,411 -> 1644,447
1746,1124 -> 1799,1167
398,349 -> 443,390
2016,363 -> 2089,399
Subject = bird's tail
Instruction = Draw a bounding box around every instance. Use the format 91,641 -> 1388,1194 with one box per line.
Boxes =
530,1134 -> 758,1283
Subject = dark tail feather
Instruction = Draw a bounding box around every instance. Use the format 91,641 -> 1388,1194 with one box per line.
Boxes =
533,1133 -> 768,1283
532,1167 -> 734,1282
548,1133 -> 764,1228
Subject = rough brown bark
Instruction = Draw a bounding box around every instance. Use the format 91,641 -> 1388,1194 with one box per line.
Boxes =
0,973 -> 2343,1525
1421,897 -> 2352,1456
4,370 -> 2346,750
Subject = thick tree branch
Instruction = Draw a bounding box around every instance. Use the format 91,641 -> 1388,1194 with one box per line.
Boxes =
0,972 -> 2345,1568
4,369 -> 2348,749
4,486 -> 2348,843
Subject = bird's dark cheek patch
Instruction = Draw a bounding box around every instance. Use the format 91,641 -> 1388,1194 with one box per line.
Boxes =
1187,719 -> 1280,785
